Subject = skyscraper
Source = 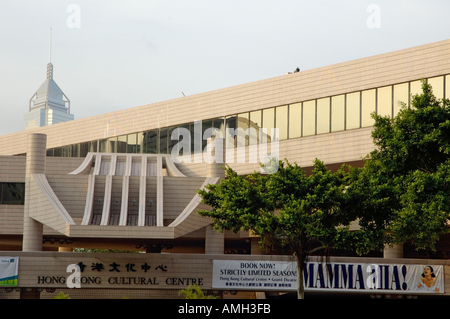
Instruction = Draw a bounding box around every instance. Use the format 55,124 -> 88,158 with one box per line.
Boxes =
23,31 -> 74,130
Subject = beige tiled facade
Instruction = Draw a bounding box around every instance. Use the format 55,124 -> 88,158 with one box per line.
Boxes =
1,40 -> 450,299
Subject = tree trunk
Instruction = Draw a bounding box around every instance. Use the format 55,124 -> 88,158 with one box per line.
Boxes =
295,252 -> 305,299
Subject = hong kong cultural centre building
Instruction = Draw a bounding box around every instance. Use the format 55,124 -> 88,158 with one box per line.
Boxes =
1,39 -> 450,299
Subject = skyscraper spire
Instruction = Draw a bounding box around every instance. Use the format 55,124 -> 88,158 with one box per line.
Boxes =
49,28 -> 52,63
47,29 -> 53,79
23,30 -> 74,130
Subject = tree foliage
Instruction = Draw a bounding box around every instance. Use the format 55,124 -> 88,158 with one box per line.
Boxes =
178,284 -> 220,299
361,80 -> 450,250
198,159 -> 378,298
197,80 -> 450,298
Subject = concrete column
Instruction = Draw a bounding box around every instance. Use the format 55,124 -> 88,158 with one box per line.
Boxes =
205,225 -> 224,254
22,133 -> 46,252
384,244 -> 403,258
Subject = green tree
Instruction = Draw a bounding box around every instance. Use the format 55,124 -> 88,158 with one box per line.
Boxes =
178,284 -> 220,299
198,159 -> 378,299
359,79 -> 450,251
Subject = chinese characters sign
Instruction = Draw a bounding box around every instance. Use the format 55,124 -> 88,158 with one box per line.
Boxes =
36,259 -> 204,288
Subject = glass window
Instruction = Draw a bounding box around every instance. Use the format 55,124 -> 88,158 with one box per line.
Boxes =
99,139 -> 107,153
62,145 -> 72,157
53,147 -> 62,157
289,103 -> 301,138
446,75 -> 450,100
212,118 -> 225,138
410,80 -> 423,104
331,95 -> 345,132
0,183 -> 25,205
275,105 -> 288,140
262,108 -> 275,142
302,100 -> 316,136
191,121 -> 202,154
107,137 -> 117,153
46,149 -> 54,157
202,120 -> 213,150
136,132 -> 144,154
236,113 -> 249,147
428,76 -> 444,100
377,86 -> 392,118
71,144 -> 80,157
168,127 -> 178,154
225,115 -> 237,149
144,130 -> 158,154
89,141 -> 98,153
316,98 -> 330,134
393,83 -> 408,116
117,135 -> 127,153
361,89 -> 376,127
159,129 -> 168,154
80,142 -> 89,157
250,110 -> 261,144
126,134 -> 137,154
346,92 -> 360,130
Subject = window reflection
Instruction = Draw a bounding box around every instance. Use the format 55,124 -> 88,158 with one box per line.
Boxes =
225,115 -> 237,149
143,130 -> 158,154
99,139 -> 107,153
316,98 -> 330,134
250,110 -> 261,144
331,95 -> 345,132
289,103 -> 301,138
0,183 -> 25,205
236,113 -> 249,147
117,135 -> 127,153
168,126 -> 178,154
346,92 -> 360,130
89,141 -> 98,153
202,120 -> 213,150
72,143 -> 80,157
410,80 -> 422,102
377,86 -> 392,118
276,105 -> 288,140
159,129 -> 168,154
43,74 -> 450,158
393,83 -> 408,116
108,137 -> 117,153
80,142 -> 89,157
446,75 -> 450,100
263,108 -> 275,141
362,89 -> 376,127
302,100 -> 315,136
428,76 -> 444,100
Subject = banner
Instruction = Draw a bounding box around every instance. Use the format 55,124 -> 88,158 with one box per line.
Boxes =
0,257 -> 19,286
212,260 -> 444,294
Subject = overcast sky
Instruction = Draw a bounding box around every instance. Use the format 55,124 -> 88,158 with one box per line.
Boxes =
1,0 -> 449,136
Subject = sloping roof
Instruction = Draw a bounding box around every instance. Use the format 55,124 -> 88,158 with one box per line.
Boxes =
29,63 -> 70,112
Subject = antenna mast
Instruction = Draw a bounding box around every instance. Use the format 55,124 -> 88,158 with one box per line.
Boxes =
49,28 -> 52,63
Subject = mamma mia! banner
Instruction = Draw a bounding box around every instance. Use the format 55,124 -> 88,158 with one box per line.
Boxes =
0,257 -> 19,286
212,260 -> 444,294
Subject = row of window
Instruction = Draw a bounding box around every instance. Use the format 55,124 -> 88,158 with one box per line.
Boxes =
45,75 -> 450,158
0,183 -> 25,205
